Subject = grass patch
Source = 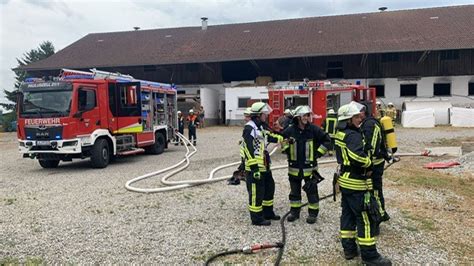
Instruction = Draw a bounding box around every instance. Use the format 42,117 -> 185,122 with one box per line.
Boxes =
401,210 -> 437,232
25,257 -> 44,265
431,136 -> 474,147
4,198 -> 17,205
385,159 -> 473,197
0,257 -> 19,265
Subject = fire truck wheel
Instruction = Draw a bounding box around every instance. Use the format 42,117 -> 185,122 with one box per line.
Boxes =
146,132 -> 165,155
38,159 -> 60,168
91,138 -> 110,168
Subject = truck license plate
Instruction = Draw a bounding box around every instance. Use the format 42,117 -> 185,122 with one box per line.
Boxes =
37,140 -> 50,146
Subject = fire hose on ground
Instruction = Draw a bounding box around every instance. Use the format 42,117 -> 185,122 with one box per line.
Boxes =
124,132 -> 447,264
125,132 -> 337,193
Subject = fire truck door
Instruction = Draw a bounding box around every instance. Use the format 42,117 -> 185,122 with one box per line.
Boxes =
108,82 -> 142,134
74,85 -> 101,136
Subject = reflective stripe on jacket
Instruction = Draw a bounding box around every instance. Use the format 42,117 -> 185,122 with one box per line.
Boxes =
334,127 -> 372,191
281,123 -> 331,177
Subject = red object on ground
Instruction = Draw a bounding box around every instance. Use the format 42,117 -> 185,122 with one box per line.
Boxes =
423,161 -> 460,169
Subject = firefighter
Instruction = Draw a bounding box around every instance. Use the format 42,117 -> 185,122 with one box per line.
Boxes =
175,111 -> 185,146
385,103 -> 397,122
228,107 -> 252,185
334,103 -> 391,265
281,105 -> 331,224
356,102 -> 391,235
321,108 -> 338,155
242,102 -> 283,226
281,109 -> 294,130
186,109 -> 199,146
375,101 -> 384,119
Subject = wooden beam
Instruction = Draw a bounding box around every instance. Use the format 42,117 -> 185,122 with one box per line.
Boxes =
201,63 -> 216,75
360,54 -> 368,67
417,50 -> 431,64
249,60 -> 261,73
303,57 -> 311,69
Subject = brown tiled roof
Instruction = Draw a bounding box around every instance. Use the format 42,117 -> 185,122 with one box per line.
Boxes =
24,5 -> 474,70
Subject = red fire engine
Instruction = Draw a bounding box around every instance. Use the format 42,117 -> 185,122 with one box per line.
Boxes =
17,69 -> 177,169
268,80 -> 376,127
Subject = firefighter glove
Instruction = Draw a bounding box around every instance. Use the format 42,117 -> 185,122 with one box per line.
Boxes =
312,170 -> 325,184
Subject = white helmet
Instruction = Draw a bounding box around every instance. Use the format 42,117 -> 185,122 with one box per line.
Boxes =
177,111 -> 182,114
189,109 -> 194,113
250,102 -> 272,115
338,103 -> 361,121
376,101 -> 381,105
388,102 -> 394,107
243,107 -> 252,116
284,109 -> 292,115
350,101 -> 366,112
293,105 -> 312,117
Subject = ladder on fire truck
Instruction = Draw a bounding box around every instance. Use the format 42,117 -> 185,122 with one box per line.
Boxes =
59,68 -> 175,90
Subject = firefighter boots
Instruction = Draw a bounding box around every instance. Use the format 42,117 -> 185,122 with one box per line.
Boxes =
362,255 -> 392,266
344,249 -> 359,260
251,219 -> 271,226
287,208 -> 300,222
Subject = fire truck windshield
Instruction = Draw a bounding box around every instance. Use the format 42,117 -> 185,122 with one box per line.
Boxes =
19,82 -> 73,118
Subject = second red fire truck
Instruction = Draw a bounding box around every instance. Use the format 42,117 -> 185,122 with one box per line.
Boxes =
268,80 -> 376,127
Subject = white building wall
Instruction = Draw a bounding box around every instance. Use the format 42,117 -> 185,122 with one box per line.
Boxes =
347,75 -> 474,108
192,75 -> 473,125
225,86 -> 268,125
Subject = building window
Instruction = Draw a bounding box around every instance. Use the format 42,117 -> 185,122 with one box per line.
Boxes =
381,53 -> 399,63
440,50 -> 459,61
469,83 -> 474,96
400,84 -> 417,97
326,61 -> 343,79
371,85 -> 385,97
238,97 -> 250,108
434,83 -> 451,96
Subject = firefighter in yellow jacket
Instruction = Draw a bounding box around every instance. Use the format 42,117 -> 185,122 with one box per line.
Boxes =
334,103 -> 391,265
241,102 -> 283,226
384,103 -> 397,122
281,106 -> 331,224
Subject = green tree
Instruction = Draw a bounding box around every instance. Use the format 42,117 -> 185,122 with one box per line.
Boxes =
0,41 -> 55,111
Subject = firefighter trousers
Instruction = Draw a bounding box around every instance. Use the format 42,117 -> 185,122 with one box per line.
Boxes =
289,175 -> 319,217
340,189 -> 379,260
188,126 -> 197,144
246,171 -> 276,222
372,162 -> 386,217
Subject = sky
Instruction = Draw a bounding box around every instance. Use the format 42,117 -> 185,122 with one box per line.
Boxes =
1,0 -> 473,111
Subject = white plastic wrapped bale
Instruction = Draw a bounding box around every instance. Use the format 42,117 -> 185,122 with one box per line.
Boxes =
402,99 -> 452,125
450,107 -> 474,127
402,108 -> 435,128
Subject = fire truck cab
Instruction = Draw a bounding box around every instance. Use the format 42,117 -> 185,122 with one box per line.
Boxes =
268,80 -> 376,127
17,69 -> 178,169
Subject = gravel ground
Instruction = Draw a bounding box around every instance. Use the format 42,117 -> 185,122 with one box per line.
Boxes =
0,126 -> 473,264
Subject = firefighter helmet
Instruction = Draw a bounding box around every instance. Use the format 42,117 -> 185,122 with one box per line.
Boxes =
250,102 -> 272,115
350,101 -> 366,112
243,107 -> 252,116
293,105 -> 312,117
376,101 -> 381,105
388,102 -> 394,107
327,109 -> 336,115
338,103 -> 361,121
284,109 -> 292,115
189,109 -> 194,114
177,111 -> 182,114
